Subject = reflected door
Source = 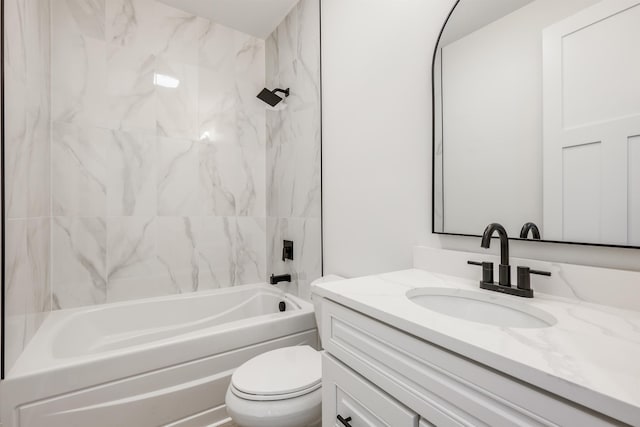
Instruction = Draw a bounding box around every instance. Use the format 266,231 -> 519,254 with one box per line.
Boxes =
543,0 -> 640,245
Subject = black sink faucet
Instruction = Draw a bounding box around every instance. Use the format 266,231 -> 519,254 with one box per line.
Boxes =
520,222 -> 541,240
469,222 -> 552,298
481,223 -> 511,286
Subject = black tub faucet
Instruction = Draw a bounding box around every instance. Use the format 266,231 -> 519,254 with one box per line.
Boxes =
520,222 -> 541,240
481,223 -> 511,286
270,274 -> 291,285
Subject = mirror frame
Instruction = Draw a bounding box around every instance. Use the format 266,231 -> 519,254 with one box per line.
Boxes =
1,0 -> 5,380
430,0 -> 640,250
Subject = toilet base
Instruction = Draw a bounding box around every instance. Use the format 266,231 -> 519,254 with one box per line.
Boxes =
225,386 -> 321,427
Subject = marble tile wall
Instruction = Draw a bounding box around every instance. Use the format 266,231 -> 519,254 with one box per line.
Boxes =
50,0 -> 268,309
4,0 -> 52,373
266,0 -> 322,301
2,1 -> 322,372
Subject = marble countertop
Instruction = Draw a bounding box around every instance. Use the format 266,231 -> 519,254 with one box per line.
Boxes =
314,269 -> 640,426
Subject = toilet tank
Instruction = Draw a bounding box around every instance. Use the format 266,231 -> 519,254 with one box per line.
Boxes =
310,275 -> 344,345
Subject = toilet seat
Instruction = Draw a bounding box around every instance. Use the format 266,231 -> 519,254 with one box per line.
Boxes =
231,346 -> 321,402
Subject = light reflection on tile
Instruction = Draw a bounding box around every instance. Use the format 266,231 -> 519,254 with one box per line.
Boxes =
155,57 -> 199,139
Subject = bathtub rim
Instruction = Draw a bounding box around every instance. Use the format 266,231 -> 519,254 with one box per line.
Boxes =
6,283 -> 314,380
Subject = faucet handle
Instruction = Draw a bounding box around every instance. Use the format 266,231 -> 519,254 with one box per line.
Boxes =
282,240 -> 294,261
530,269 -> 552,277
517,266 -> 551,292
468,260 -> 494,284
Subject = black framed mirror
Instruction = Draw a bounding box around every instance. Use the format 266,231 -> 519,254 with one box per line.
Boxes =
1,0 -> 5,380
432,0 -> 640,249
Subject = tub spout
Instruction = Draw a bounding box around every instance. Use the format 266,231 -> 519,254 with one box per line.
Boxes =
270,274 -> 292,285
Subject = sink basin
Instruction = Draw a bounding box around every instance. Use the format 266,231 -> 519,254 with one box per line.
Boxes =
406,288 -> 557,329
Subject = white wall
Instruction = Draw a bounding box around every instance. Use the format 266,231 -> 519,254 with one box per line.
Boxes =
321,0 -> 443,278
321,0 -> 640,279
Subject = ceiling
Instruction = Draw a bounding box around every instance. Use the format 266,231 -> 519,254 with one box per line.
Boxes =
159,0 -> 300,39
439,0 -> 535,46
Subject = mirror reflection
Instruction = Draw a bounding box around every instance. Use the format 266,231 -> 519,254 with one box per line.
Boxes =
433,0 -> 640,247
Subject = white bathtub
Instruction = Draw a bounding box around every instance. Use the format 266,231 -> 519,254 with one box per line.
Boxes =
1,284 -> 318,427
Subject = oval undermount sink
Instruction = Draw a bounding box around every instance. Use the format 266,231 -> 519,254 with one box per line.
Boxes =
406,288 -> 557,329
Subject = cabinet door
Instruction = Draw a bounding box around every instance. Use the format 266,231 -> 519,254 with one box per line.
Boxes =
322,354 -> 419,427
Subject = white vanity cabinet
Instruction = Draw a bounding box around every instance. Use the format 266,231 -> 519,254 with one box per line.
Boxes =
322,354 -> 419,426
320,298 -> 626,427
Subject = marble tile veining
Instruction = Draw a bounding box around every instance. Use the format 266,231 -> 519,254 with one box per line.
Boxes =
4,0 -> 53,373
106,0 -> 154,47
107,45 -> 156,132
52,0 -> 108,128
40,0 -> 321,311
265,0 -> 322,300
62,0 -> 106,40
107,130 -> 157,216
52,123 -> 109,217
156,216 -> 201,293
52,217 -> 107,309
5,0 -> 52,220
152,1 -> 205,65
107,216 -> 158,281
235,217 -> 268,285
197,216 -> 236,289
199,143 -> 265,217
199,21 -> 235,71
267,142 -> 321,218
157,136 -> 202,216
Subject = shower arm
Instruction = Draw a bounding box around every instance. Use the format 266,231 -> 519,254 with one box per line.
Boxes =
273,88 -> 290,97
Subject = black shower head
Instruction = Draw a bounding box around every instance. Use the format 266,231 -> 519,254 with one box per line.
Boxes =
257,88 -> 290,107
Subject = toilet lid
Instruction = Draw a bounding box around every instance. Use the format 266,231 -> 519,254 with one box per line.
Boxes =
231,346 -> 321,397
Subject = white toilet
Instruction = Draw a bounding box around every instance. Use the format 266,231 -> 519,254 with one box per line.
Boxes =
225,275 -> 344,427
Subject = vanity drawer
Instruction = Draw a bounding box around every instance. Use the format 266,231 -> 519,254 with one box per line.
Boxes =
321,299 -> 625,427
322,353 -> 419,427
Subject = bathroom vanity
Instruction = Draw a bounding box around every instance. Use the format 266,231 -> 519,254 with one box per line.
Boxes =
315,260 -> 640,426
